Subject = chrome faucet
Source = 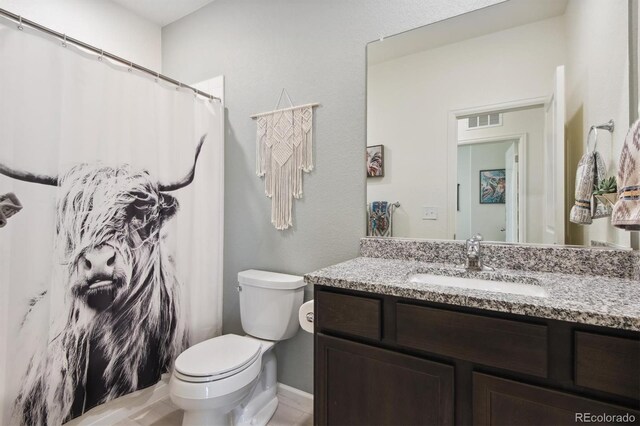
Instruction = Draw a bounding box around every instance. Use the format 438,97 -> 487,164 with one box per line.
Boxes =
465,233 -> 484,271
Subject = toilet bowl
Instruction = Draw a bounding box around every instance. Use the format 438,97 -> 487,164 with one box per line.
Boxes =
170,270 -> 305,426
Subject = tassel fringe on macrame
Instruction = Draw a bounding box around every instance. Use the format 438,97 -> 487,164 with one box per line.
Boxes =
256,106 -> 313,230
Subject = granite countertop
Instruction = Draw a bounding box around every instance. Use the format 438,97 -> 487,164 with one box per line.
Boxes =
305,256 -> 640,331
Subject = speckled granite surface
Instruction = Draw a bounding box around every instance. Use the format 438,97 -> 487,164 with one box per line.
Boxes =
305,239 -> 640,331
360,238 -> 639,279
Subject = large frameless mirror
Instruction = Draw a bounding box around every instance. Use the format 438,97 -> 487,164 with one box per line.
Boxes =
366,0 -> 634,248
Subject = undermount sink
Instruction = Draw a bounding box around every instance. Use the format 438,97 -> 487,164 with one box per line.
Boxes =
409,273 -> 549,298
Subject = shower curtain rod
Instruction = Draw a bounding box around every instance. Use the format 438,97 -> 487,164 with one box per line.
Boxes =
0,8 -> 221,102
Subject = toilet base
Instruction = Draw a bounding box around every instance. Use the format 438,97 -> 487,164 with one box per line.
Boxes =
174,381 -> 258,426
232,343 -> 278,426
234,396 -> 278,426
183,409 -> 230,426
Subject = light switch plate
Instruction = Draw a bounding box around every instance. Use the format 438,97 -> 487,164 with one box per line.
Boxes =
423,206 -> 438,220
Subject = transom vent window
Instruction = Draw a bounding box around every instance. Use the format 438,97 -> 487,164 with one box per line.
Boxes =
468,113 -> 502,129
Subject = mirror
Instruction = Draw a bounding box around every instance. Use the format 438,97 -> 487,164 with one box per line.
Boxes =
366,0 -> 633,248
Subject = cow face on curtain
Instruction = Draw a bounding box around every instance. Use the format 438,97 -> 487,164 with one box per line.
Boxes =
2,138 -> 205,425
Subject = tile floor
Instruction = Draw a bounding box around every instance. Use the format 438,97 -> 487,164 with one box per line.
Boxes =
115,395 -> 313,426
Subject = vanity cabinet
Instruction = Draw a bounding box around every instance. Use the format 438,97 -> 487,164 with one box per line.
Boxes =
314,286 -> 640,426
574,331 -> 640,399
316,334 -> 454,425
473,373 -> 639,426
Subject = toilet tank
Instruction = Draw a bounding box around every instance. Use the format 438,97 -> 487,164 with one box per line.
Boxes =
238,269 -> 306,341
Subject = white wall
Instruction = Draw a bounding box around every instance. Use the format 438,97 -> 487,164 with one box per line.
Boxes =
367,16 -> 565,239
0,0 -> 162,70
564,0 -> 630,248
458,107 -> 546,243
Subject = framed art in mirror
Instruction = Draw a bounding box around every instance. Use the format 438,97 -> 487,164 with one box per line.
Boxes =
479,169 -> 506,205
366,145 -> 384,177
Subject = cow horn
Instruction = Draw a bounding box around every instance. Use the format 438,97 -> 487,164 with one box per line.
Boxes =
0,162 -> 58,186
158,134 -> 206,192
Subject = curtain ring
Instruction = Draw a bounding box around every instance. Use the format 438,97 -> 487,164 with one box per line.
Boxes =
587,126 -> 598,152
128,61 -> 133,72
62,34 -> 67,47
17,16 -> 23,31
155,72 -> 160,83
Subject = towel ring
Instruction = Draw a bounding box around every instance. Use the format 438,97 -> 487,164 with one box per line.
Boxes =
586,126 -> 598,152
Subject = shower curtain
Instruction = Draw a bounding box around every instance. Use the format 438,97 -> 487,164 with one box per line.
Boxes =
0,17 -> 223,425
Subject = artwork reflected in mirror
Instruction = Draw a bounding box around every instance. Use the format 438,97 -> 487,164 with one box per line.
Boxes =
366,145 -> 384,177
366,0 -> 632,248
479,170 -> 506,205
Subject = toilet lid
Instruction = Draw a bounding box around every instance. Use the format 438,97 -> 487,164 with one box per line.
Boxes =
174,334 -> 261,379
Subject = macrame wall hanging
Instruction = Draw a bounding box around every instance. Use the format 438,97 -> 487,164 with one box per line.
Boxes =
251,89 -> 319,230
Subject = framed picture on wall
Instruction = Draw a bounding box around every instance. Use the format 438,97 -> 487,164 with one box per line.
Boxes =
366,145 -> 384,177
479,169 -> 506,204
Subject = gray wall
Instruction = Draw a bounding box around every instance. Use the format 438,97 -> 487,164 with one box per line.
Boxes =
162,0 -> 500,394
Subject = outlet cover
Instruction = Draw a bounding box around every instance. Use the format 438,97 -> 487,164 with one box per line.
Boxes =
423,206 -> 438,220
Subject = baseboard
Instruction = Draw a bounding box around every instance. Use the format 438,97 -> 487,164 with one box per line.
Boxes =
277,382 -> 313,414
65,375 -> 170,426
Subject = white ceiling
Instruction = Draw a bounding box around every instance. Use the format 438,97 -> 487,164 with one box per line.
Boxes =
110,0 -> 215,26
368,0 -> 569,65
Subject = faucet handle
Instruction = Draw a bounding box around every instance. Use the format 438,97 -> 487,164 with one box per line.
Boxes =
472,233 -> 483,242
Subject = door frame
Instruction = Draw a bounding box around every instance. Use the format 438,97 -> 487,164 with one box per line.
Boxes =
456,134 -> 527,243
447,97 -> 546,241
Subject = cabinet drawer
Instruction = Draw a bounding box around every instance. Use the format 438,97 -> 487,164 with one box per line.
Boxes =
316,291 -> 381,340
396,304 -> 548,377
575,331 -> 640,399
473,373 -> 640,426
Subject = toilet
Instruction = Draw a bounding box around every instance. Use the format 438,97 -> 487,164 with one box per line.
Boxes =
170,269 -> 306,426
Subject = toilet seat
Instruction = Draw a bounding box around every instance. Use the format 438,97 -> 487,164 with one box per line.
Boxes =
174,334 -> 262,383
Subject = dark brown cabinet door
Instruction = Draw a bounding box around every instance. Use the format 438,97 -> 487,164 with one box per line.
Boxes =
473,373 -> 640,426
316,334 -> 454,426
575,331 -> 640,399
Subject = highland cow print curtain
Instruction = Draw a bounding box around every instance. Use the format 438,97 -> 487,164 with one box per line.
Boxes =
0,17 -> 224,425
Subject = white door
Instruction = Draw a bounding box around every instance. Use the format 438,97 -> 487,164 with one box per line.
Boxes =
543,66 -> 565,244
505,142 -> 518,242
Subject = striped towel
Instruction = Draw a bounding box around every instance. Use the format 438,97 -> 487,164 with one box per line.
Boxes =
570,151 -> 608,224
612,119 -> 640,230
367,201 -> 394,237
